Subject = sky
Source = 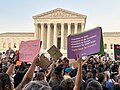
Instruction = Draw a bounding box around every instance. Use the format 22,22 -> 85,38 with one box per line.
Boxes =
0,0 -> 120,33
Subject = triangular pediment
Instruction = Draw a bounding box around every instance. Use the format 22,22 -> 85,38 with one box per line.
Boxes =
33,8 -> 86,19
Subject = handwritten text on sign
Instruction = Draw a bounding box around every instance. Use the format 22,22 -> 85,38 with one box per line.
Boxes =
19,40 -> 42,62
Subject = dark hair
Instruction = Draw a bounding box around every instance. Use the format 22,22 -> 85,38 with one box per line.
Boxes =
86,86 -> 96,90
34,72 -> 45,81
70,68 -> 78,78
22,80 -> 51,90
87,64 -> 92,69
86,80 -> 102,90
55,66 -> 63,75
111,64 -> 119,73
86,72 -> 93,80
58,59 -> 62,63
85,78 -> 94,86
52,85 -> 63,90
0,73 -> 12,90
63,57 -> 69,63
14,71 -> 24,88
60,78 -> 74,90
97,73 -> 105,83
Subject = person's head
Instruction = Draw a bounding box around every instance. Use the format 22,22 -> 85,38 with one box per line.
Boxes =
86,80 -> 102,90
86,72 -> 93,80
22,80 -> 51,90
87,64 -> 92,70
0,73 -> 12,90
69,68 -> 78,78
85,78 -> 94,87
94,62 -> 99,68
91,68 -> 98,76
65,68 -> 72,75
39,69 -> 48,77
52,85 -> 63,90
51,65 -> 64,80
104,71 -> 110,80
97,73 -> 105,84
86,86 -> 96,90
60,78 -> 74,90
62,57 -> 69,68
110,72 -> 118,81
54,65 -> 63,76
88,56 -> 94,64
58,59 -> 62,65
34,72 -> 45,81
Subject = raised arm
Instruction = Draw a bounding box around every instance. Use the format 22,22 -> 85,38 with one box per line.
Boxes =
22,55 -> 39,80
46,61 -> 55,77
82,55 -> 91,66
73,56 -> 82,90
6,52 -> 19,77
16,54 -> 40,90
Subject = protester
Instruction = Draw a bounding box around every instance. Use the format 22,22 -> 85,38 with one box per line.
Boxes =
98,73 -> 108,90
104,71 -> 116,90
63,67 -> 72,79
49,65 -> 64,88
111,75 -> 120,90
0,45 -> 120,90
60,78 -> 74,90
0,73 -> 13,90
86,80 -> 103,90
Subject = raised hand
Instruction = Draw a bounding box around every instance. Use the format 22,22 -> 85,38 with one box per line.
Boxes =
32,54 -> 40,65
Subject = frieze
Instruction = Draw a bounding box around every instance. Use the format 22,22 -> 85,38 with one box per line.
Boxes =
33,8 -> 86,19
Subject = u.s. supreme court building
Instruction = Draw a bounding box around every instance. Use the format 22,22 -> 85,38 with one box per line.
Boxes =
33,8 -> 86,57
0,8 -> 120,57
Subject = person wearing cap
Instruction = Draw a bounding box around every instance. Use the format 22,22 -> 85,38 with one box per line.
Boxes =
63,67 -> 72,79
49,65 -> 64,88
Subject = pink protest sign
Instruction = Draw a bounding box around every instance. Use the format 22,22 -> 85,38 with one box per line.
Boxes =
19,40 -> 42,62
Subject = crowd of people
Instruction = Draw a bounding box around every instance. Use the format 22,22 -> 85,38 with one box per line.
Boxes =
0,49 -> 120,90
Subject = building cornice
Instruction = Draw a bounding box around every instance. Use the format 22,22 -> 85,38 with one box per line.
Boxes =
103,32 -> 120,37
0,32 -> 34,37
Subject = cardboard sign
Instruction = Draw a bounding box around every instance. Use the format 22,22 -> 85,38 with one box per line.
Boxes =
47,45 -> 63,60
39,54 -> 52,69
67,27 -> 104,59
114,44 -> 120,60
19,40 -> 42,62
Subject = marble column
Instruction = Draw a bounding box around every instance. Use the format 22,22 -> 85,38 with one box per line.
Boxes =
47,23 -> 51,49
61,23 -> 64,50
34,23 -> 39,39
38,24 -> 41,39
53,23 -> 57,47
81,23 -> 84,32
41,23 -> 44,49
67,23 -> 71,36
74,23 -> 78,34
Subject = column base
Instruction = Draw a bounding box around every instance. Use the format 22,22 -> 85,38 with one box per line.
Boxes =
60,49 -> 65,52
60,49 -> 67,58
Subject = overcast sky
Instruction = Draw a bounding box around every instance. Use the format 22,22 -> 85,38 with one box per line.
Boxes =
0,0 -> 120,33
